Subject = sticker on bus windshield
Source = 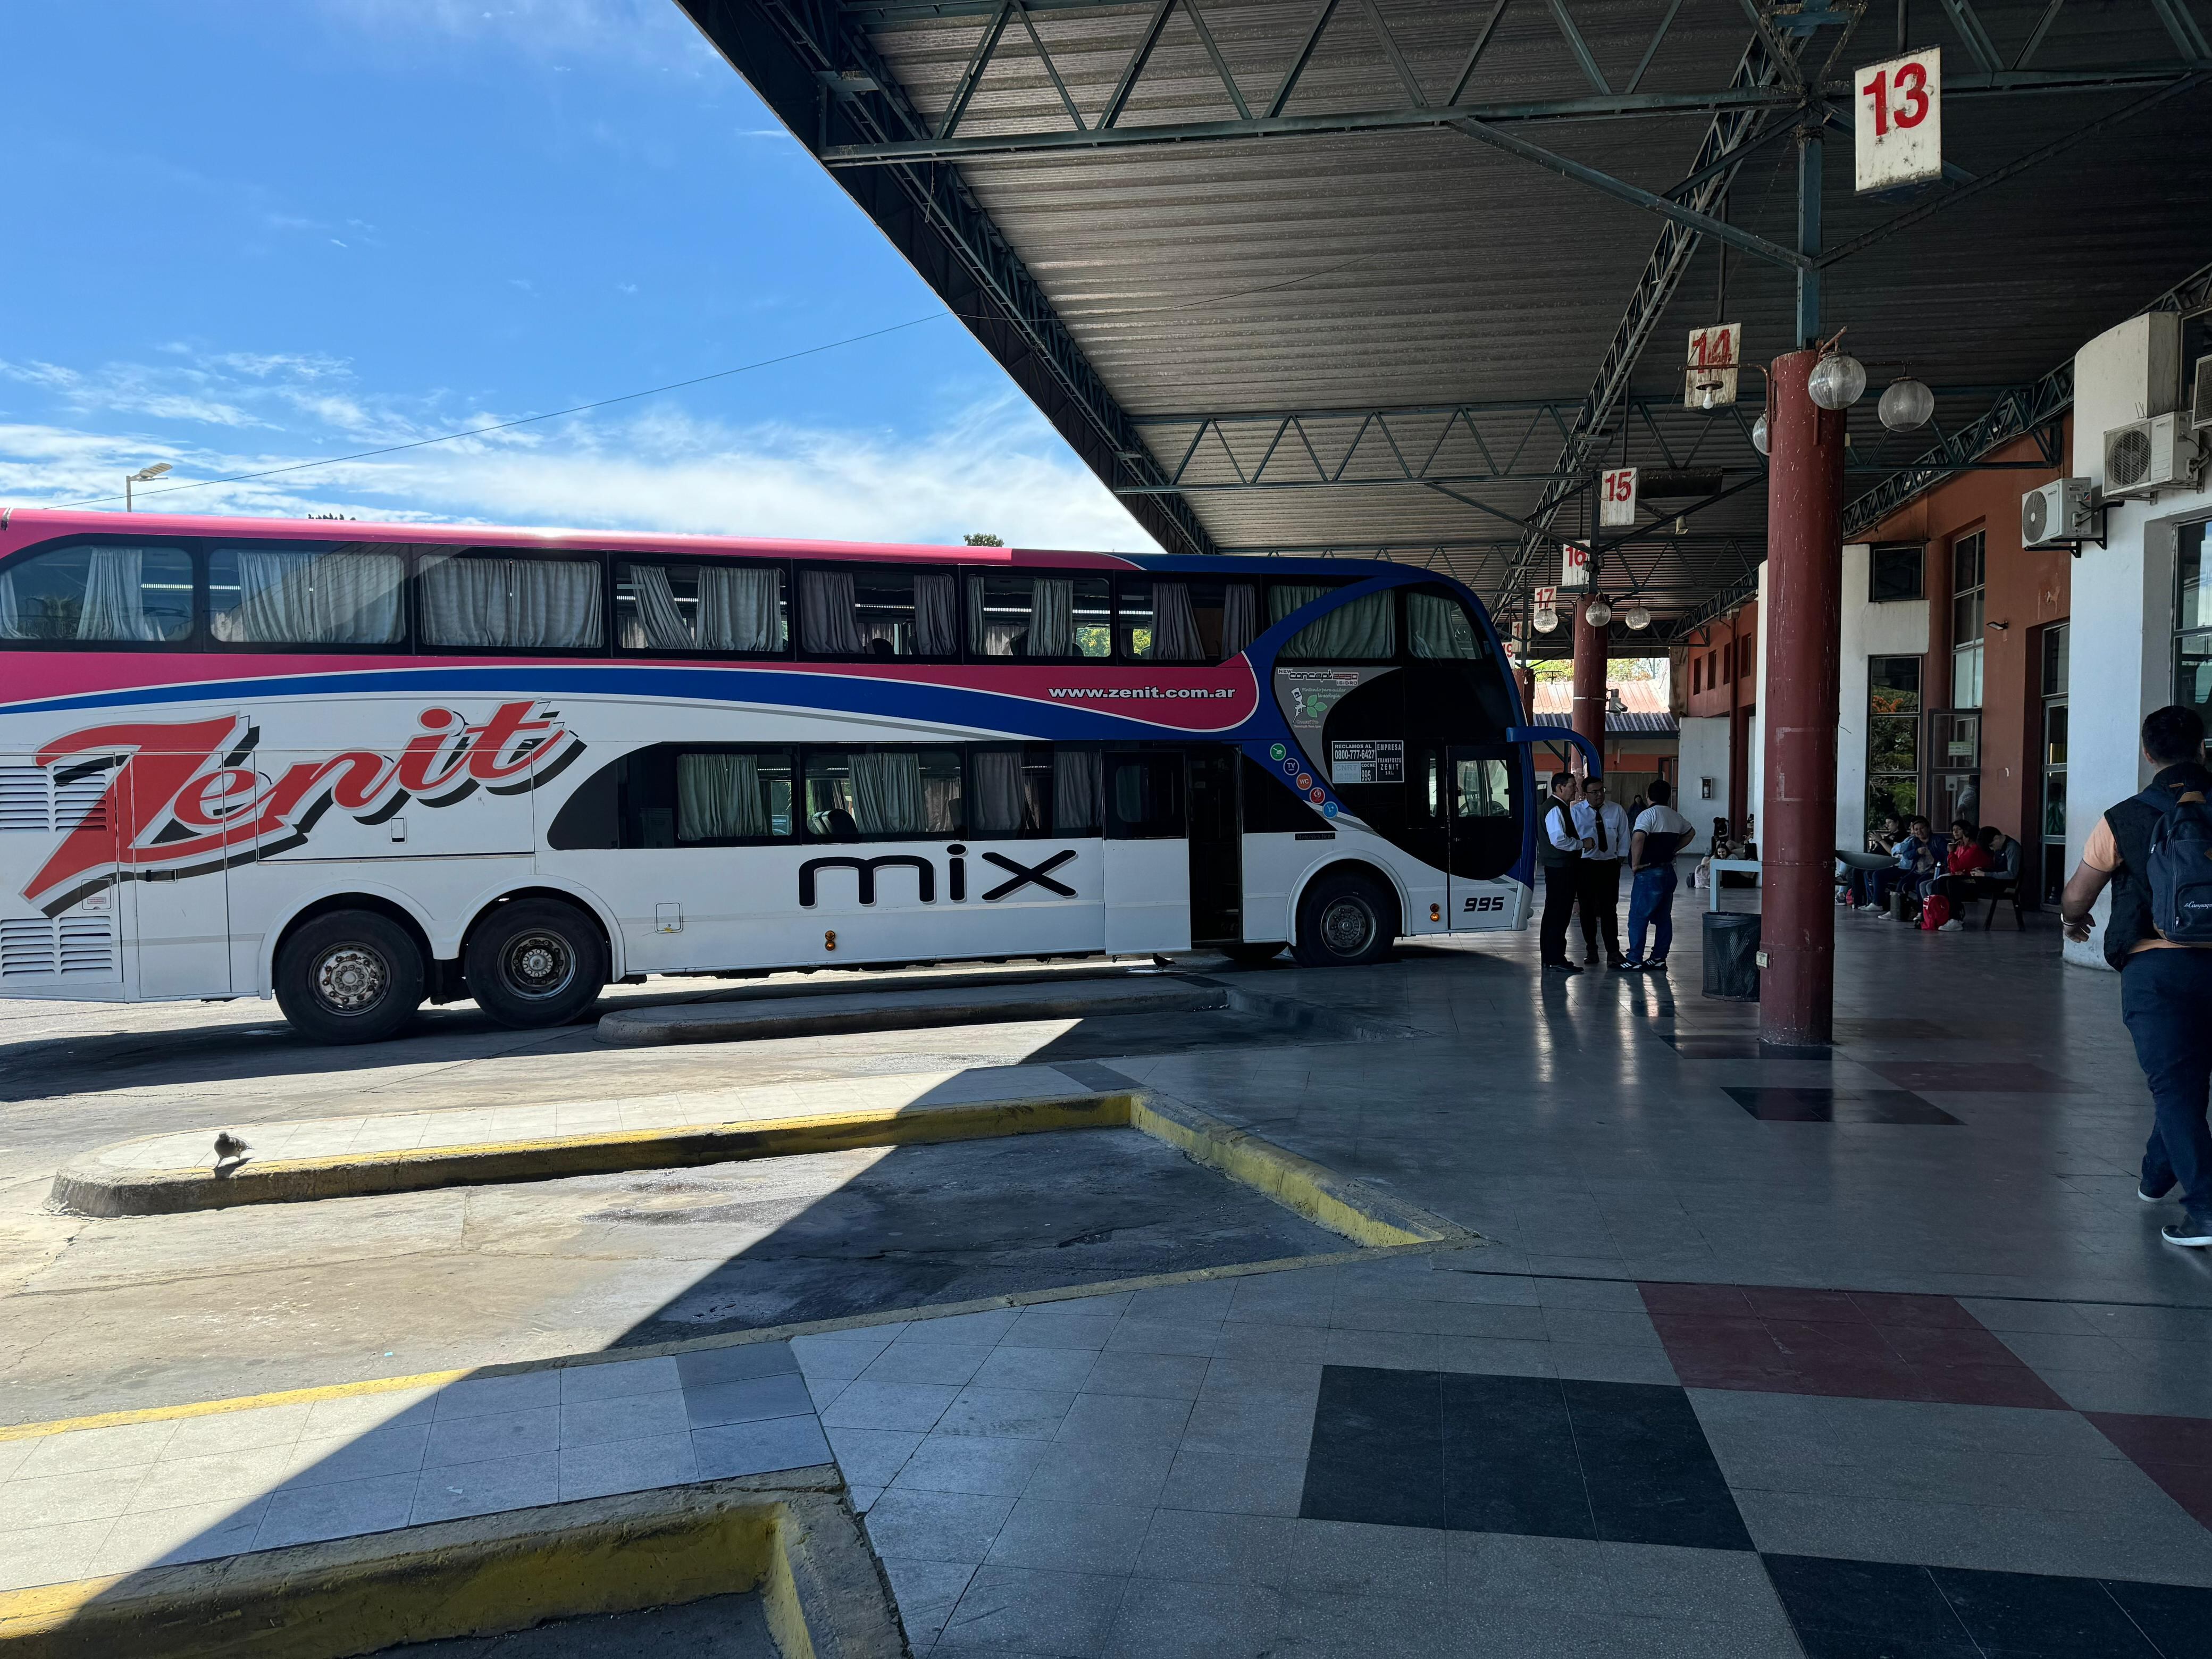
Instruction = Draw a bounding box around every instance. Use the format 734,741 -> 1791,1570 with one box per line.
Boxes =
1329,740 -> 1404,785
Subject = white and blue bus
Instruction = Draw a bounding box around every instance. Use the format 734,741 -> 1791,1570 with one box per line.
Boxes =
0,510 -> 1585,1042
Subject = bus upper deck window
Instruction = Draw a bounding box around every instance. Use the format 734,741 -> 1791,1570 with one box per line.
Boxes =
971,574 -> 1111,659
0,544 -> 193,643
618,562 -> 785,653
210,544 -> 406,646
1272,582 -> 1394,659
420,552 -> 603,650
798,567 -> 957,657
1118,578 -> 1257,662
1408,592 -> 1484,659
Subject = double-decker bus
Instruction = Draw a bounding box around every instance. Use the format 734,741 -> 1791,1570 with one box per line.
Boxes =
0,509 -> 1583,1043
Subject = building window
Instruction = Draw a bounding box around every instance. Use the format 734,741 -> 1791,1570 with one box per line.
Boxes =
2178,522 -> 2211,724
1950,531 -> 1986,709
1866,655 -> 1922,831
2040,623 -> 2069,906
1870,543 -> 1925,603
1723,641 -> 1735,683
1739,635 -> 1755,685
1691,655 -> 1703,694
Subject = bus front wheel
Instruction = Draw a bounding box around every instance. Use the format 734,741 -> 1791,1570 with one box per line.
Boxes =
465,899 -> 607,1029
1292,872 -> 1397,969
275,909 -> 426,1045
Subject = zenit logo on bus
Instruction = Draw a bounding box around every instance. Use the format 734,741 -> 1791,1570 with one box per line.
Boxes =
24,701 -> 581,915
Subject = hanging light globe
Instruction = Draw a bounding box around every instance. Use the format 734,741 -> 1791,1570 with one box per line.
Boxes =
1531,607 -> 1560,634
1878,377 -> 1935,432
1807,352 -> 1869,410
1584,598 -> 1613,628
1621,604 -> 1652,631
1751,413 -> 1770,456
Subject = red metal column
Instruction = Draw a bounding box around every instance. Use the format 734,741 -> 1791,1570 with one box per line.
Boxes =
1571,596 -> 1607,774
1761,349 -> 1846,1047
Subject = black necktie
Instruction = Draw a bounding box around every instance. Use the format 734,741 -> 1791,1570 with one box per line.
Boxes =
1594,809 -> 1607,852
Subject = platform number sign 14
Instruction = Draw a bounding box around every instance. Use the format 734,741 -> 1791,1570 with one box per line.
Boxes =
1599,466 -> 1638,529
1855,48 -> 1941,192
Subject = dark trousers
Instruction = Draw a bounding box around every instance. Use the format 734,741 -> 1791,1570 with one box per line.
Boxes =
2123,948 -> 2212,1217
1539,860 -> 1581,966
1578,858 -> 1623,962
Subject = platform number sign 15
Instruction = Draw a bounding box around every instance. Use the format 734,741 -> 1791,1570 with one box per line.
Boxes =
1855,48 -> 1941,192
1598,466 -> 1638,529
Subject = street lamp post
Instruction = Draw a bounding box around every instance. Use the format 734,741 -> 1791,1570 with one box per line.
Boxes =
124,463 -> 172,511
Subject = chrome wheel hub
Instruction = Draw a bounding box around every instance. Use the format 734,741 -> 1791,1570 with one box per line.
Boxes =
1319,897 -> 1375,957
314,946 -> 388,1013
505,931 -> 574,998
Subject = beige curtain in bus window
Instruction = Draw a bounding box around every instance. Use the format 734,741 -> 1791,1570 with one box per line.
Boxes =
0,571 -> 19,639
627,564 -> 692,649
1409,592 -> 1481,659
423,557 -> 602,649
970,579 -> 1021,656
1220,582 -> 1258,658
697,566 -> 781,651
78,549 -> 160,641
799,570 -> 865,654
216,549 -> 405,644
850,751 -> 925,835
677,752 -> 767,840
1027,579 -> 1075,656
972,750 -> 1026,834
1151,583 -> 1203,660
1053,750 -> 1103,833
914,569 -> 958,656
1276,585 -> 1394,659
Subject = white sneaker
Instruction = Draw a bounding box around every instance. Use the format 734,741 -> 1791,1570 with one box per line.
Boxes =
1941,919 -> 1965,931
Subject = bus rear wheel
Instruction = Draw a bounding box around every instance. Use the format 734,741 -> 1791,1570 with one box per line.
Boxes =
275,909 -> 426,1045
1292,872 -> 1397,969
465,899 -> 607,1029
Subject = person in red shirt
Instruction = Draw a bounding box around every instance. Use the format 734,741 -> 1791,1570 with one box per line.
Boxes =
1929,817 -> 1993,929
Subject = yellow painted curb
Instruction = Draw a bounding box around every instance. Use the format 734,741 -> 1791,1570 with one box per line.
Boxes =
0,1474 -> 903,1659
52,1092 -> 1134,1217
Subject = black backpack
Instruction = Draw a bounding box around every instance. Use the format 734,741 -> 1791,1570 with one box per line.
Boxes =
2139,785 -> 2212,943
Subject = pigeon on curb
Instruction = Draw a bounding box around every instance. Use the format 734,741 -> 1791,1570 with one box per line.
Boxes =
212,1132 -> 250,1170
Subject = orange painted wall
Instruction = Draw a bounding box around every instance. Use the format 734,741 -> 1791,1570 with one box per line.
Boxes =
1862,420 -> 2072,888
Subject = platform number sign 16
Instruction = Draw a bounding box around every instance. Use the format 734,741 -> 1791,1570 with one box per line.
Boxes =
1855,48 -> 1941,192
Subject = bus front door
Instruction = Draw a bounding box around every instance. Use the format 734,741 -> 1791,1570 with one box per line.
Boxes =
1445,745 -> 1521,929
1103,750 -> 1191,953
1185,747 -> 1242,949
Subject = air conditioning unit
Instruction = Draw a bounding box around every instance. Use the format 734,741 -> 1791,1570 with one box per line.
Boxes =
2192,353 -> 2212,431
2104,413 -> 2200,499
2021,478 -> 2096,548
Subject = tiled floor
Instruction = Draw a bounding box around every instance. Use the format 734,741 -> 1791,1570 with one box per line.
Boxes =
0,1342 -> 830,1591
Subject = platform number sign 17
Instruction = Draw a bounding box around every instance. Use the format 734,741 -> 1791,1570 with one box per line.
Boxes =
1855,48 -> 1941,192
1598,466 -> 1638,529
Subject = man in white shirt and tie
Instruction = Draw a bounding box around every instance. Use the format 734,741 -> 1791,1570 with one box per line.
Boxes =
1571,775 -> 1633,968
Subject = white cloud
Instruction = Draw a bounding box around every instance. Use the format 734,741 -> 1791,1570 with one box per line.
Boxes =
0,392 -> 1160,553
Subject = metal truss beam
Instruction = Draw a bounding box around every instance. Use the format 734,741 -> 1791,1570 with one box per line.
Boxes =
679,0 -> 1217,556
1841,256 -> 2212,539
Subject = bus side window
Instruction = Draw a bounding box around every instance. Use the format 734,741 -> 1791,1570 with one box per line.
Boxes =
0,543 -> 195,644
1271,582 -> 1395,660
616,562 -> 786,655
1407,591 -> 1485,660
1107,753 -> 1185,839
418,551 -> 604,651
209,543 -> 407,647
971,573 -> 1112,659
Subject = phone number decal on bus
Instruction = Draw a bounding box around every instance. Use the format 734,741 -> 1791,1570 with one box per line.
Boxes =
22,700 -> 583,915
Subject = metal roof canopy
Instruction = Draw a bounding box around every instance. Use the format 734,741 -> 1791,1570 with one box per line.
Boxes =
679,0 -> 2211,640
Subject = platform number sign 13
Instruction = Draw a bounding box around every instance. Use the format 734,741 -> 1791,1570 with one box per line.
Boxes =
1598,466 -> 1638,529
1855,48 -> 1941,192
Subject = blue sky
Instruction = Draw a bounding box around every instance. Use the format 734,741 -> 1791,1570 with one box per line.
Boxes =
0,1 -> 1154,549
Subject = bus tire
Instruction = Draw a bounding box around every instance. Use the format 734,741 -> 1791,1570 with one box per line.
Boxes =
1291,871 -> 1397,969
465,899 -> 607,1029
1223,942 -> 1285,966
274,909 -> 426,1045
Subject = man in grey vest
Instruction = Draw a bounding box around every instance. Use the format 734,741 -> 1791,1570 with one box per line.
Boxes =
2060,706 -> 2212,1248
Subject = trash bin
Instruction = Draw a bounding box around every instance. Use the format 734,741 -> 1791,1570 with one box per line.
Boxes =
1703,912 -> 1760,1001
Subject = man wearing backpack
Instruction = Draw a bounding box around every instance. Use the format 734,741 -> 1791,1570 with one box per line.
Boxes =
2060,706 -> 2212,1248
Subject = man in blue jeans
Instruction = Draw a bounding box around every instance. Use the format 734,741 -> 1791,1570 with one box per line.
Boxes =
2061,706 -> 2212,1248
1622,778 -> 1694,971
